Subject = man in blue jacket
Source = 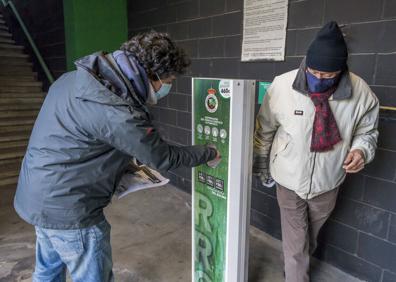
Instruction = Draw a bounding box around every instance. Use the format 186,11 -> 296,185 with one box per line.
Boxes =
14,31 -> 219,282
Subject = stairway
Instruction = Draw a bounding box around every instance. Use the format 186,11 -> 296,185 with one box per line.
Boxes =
0,12 -> 45,189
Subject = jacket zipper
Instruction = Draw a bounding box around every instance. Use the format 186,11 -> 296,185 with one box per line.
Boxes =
307,152 -> 316,200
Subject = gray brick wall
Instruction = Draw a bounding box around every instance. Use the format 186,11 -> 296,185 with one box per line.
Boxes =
127,0 -> 396,280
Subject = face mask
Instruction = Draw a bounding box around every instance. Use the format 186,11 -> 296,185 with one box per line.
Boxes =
155,82 -> 172,100
146,74 -> 172,105
154,73 -> 172,100
306,70 -> 339,93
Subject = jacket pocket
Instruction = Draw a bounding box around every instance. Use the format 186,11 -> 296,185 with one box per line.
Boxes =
272,132 -> 291,164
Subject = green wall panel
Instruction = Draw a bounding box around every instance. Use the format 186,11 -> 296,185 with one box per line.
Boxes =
63,0 -> 127,70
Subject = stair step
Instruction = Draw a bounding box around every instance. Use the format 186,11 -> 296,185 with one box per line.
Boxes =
0,109 -> 39,118
0,54 -> 32,65
1,124 -> 32,132
0,91 -> 44,98
0,60 -> 31,67
0,156 -> 23,167
0,66 -> 33,75
0,97 -> 44,104
0,169 -> 19,180
0,48 -> 24,56
0,165 -> 20,178
0,171 -> 20,182
0,25 -> 8,31
0,184 -> 17,196
0,184 -> 17,206
0,145 -> 26,160
0,102 -> 42,110
0,152 -> 25,177
0,74 -> 38,81
0,19 -> 6,25
0,163 -> 20,173
0,37 -> 15,44
0,116 -> 36,127
0,160 -> 21,178
0,140 -> 28,150
0,31 -> 12,38
0,176 -> 19,187
0,43 -> 23,50
0,85 -> 42,93
0,80 -> 42,86
0,128 -> 31,142
0,51 -> 28,58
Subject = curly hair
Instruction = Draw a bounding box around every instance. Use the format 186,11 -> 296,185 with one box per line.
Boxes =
120,31 -> 190,81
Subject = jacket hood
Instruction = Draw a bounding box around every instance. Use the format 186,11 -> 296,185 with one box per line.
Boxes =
74,51 -> 148,107
112,50 -> 150,102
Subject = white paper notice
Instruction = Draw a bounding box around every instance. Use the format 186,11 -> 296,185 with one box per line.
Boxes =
241,0 -> 288,62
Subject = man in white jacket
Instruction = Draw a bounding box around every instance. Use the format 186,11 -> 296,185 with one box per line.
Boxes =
253,21 -> 379,282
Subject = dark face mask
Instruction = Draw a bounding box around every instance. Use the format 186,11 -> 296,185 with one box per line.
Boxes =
306,70 -> 340,93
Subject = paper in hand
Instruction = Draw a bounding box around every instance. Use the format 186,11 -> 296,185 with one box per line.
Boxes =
115,159 -> 169,199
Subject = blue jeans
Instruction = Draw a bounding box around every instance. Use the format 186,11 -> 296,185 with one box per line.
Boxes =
33,219 -> 114,282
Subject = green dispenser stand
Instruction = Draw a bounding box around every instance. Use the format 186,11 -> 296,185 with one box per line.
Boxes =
192,78 -> 255,282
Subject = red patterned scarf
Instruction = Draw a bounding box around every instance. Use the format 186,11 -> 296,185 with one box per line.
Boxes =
309,88 -> 342,152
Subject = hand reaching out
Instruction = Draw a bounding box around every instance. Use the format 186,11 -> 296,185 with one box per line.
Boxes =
207,144 -> 221,168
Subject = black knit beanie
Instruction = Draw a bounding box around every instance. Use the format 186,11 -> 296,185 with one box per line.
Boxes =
306,21 -> 348,72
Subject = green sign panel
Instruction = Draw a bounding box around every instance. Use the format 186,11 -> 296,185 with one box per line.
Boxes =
193,78 -> 231,282
258,82 -> 271,105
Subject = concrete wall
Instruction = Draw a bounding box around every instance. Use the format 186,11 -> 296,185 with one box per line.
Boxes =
127,0 -> 396,281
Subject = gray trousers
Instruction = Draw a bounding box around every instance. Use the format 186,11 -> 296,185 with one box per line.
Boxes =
276,185 -> 339,282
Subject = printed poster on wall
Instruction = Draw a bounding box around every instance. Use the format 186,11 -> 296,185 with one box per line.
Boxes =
241,0 -> 288,62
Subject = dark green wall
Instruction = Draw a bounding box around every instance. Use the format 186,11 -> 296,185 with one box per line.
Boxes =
63,0 -> 127,70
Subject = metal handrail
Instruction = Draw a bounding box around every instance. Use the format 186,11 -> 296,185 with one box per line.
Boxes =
1,0 -> 54,84
380,106 -> 396,111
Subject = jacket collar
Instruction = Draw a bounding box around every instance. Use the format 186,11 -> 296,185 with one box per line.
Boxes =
73,52 -> 149,112
292,57 -> 352,100
74,67 -> 131,106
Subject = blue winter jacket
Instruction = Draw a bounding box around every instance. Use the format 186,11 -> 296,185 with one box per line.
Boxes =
14,52 -> 215,229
